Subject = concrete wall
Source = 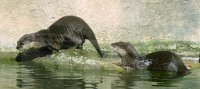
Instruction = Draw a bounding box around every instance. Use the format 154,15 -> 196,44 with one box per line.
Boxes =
0,0 -> 200,49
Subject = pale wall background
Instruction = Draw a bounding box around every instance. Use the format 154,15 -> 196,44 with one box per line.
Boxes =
1,0 -> 200,49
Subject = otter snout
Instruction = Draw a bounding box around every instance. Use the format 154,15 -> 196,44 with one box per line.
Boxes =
16,45 -> 21,50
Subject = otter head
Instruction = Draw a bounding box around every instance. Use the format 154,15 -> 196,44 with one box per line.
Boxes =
16,34 -> 37,50
111,42 -> 139,58
111,41 -> 140,66
111,42 -> 129,57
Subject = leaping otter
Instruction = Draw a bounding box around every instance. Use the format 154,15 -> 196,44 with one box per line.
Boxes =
111,41 -> 191,76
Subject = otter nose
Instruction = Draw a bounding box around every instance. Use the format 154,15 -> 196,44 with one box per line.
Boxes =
16,46 -> 20,50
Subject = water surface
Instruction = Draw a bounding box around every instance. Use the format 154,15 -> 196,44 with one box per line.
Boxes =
1,60 -> 200,89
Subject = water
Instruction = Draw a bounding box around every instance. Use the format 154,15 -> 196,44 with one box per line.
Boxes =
1,60 -> 200,89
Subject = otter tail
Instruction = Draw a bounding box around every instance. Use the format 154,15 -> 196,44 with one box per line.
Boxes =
83,26 -> 103,58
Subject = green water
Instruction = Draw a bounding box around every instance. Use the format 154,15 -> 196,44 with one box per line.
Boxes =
1,41 -> 200,89
1,60 -> 200,89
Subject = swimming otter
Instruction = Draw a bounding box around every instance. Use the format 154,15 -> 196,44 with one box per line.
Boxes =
111,42 -> 142,69
111,41 -> 190,76
16,16 -> 103,61
146,51 -> 190,75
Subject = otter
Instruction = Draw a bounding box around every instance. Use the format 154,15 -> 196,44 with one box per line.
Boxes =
15,47 -> 53,62
16,16 -> 103,61
111,41 -> 190,76
111,42 -> 142,69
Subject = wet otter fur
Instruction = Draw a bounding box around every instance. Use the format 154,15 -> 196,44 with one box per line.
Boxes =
111,41 -> 190,76
15,47 -> 53,62
111,42 -> 144,69
16,16 -> 103,61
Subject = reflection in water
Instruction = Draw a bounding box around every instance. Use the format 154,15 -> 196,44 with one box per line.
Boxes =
147,71 -> 181,87
112,71 -> 143,89
112,70 -> 184,89
16,62 -> 103,89
0,61 -> 198,89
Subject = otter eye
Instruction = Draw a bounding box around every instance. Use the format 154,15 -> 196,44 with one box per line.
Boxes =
20,43 -> 24,45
